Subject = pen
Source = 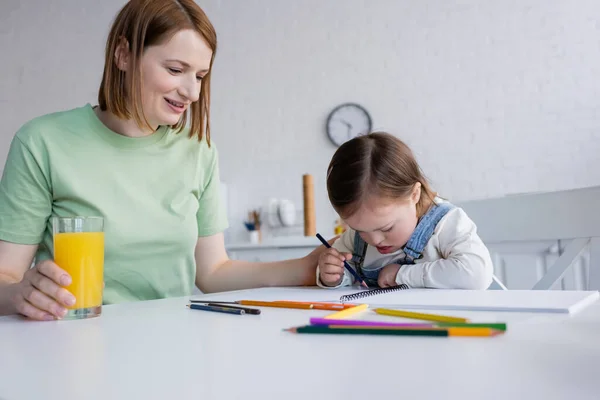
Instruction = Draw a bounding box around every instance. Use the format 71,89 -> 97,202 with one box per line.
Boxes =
187,303 -> 245,315
316,233 -> 369,288
206,303 -> 261,315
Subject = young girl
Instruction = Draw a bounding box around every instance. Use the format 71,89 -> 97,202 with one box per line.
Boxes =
318,132 -> 493,290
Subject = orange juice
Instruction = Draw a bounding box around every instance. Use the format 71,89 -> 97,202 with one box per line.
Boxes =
54,232 -> 104,309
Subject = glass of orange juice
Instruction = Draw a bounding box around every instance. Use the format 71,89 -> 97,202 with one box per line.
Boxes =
52,216 -> 104,319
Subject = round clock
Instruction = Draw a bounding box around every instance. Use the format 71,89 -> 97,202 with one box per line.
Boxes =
326,103 -> 372,147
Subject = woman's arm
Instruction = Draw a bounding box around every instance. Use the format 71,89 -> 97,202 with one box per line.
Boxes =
194,233 -> 337,293
0,241 -> 38,315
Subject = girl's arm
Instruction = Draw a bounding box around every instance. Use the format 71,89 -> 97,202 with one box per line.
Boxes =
395,208 -> 494,289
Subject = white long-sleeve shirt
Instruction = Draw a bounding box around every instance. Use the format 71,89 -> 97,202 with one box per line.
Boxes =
317,206 -> 493,290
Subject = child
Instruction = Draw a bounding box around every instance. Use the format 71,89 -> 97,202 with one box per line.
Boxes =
317,132 -> 493,290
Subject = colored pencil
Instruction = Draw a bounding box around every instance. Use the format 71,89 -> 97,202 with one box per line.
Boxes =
190,300 -> 314,310
227,300 -> 314,310
187,304 -> 245,315
279,301 -> 358,310
309,317 -> 507,331
436,322 -> 507,331
316,233 -> 369,288
191,299 -> 353,311
206,303 -> 261,315
310,318 -> 506,330
285,325 -> 502,337
310,317 -> 432,328
324,303 -> 369,319
374,308 -> 468,323
326,325 -> 502,337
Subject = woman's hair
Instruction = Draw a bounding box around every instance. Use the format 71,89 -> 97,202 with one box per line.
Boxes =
327,132 -> 437,218
98,0 -> 217,144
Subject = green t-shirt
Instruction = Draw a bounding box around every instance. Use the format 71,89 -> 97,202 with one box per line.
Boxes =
0,104 -> 228,304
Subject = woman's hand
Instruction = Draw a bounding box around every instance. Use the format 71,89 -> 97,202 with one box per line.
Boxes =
8,260 -> 75,320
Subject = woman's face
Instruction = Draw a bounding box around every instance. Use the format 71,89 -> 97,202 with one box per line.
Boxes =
137,29 -> 212,128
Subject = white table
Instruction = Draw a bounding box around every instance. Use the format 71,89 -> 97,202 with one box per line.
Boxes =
1,289 -> 600,400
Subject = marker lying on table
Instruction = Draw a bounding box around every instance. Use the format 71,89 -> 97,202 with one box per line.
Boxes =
205,303 -> 261,315
316,233 -> 369,288
187,303 -> 246,315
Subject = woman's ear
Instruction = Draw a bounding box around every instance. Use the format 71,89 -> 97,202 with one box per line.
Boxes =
411,182 -> 422,204
114,36 -> 131,71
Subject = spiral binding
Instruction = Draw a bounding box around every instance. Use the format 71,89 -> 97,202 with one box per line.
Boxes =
339,284 -> 410,303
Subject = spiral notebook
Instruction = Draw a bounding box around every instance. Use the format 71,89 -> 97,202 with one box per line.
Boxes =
339,284 -> 410,302
192,286 -> 600,314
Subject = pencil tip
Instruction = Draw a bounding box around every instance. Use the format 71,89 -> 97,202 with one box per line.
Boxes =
362,282 -> 369,288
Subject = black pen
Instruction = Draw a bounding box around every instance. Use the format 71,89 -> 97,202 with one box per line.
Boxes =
187,303 -> 245,315
206,303 -> 261,315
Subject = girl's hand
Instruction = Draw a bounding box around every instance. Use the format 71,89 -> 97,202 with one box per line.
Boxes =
377,264 -> 401,288
319,248 -> 352,287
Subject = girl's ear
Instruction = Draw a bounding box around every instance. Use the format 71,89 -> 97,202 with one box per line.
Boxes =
411,182 -> 422,204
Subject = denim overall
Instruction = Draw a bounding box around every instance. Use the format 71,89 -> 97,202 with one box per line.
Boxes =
350,202 -> 454,288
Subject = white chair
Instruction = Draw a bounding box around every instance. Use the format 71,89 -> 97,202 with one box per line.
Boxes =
457,186 -> 600,291
488,276 -> 508,290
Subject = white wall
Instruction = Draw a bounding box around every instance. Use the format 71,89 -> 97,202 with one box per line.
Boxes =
2,1 -> 600,244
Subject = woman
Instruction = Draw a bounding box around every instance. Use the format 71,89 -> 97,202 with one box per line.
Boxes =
0,0 -> 330,320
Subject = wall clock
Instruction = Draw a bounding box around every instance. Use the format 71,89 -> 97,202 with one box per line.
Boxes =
326,103 -> 372,146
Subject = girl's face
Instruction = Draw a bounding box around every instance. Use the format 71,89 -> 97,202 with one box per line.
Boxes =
343,184 -> 421,254
125,29 -> 212,129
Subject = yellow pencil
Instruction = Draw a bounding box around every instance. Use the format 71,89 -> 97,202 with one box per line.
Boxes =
324,303 -> 369,319
374,308 -> 468,323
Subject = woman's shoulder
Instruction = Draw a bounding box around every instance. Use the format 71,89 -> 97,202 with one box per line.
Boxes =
15,104 -> 91,146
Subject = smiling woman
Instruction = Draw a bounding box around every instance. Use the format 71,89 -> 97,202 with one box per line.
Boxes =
0,0 -> 332,321
97,0 -> 216,141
